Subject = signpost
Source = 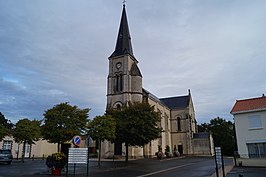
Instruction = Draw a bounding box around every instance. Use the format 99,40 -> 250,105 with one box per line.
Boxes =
68,148 -> 88,177
214,147 -> 225,177
66,135 -> 91,177
67,136 -> 92,177
86,136 -> 93,177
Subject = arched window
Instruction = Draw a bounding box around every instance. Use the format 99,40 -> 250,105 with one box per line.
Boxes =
177,117 -> 181,131
114,102 -> 122,110
119,74 -> 123,92
115,74 -> 123,92
116,104 -> 121,110
115,74 -> 119,92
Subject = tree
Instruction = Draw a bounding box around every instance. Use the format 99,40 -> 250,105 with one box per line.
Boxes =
87,115 -> 116,167
42,102 -> 90,152
198,117 -> 235,156
13,118 -> 41,162
0,112 -> 13,140
197,122 -> 209,132
108,102 -> 162,162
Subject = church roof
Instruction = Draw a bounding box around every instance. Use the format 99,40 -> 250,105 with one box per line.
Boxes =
110,5 -> 134,58
193,132 -> 210,139
160,95 -> 190,109
130,62 -> 142,77
230,95 -> 266,114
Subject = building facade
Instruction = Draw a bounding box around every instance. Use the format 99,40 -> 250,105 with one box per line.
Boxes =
103,5 -> 212,158
0,136 -> 57,159
231,95 -> 266,159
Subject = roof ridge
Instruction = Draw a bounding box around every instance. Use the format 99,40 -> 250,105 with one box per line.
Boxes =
237,96 -> 266,102
160,95 -> 189,100
231,95 -> 266,114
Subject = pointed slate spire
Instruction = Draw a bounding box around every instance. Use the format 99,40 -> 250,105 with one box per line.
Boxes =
110,4 -> 134,58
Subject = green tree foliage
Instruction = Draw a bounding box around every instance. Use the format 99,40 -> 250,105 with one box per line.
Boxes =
42,102 -> 90,152
0,112 -> 13,140
13,118 -> 41,161
197,122 -> 209,132
87,115 -> 116,166
198,117 -> 235,156
0,124 -> 5,140
108,102 -> 162,162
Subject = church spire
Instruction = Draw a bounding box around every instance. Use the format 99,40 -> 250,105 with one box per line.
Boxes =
110,4 -> 134,58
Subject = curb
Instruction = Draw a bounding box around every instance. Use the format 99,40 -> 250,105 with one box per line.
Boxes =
210,165 -> 234,177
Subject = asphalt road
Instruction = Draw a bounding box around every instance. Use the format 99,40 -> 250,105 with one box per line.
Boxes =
0,156 -> 233,177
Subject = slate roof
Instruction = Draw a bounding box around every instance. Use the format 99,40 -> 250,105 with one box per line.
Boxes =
142,88 -> 165,105
110,5 -> 134,58
230,95 -> 266,114
193,132 -> 209,139
130,62 -> 142,77
160,95 -> 190,109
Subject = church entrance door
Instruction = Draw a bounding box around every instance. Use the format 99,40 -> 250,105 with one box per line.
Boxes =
178,145 -> 183,155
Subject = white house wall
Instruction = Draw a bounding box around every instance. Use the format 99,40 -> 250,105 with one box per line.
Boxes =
234,110 -> 266,158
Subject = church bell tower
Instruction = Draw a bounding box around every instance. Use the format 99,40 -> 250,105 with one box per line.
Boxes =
107,4 -> 143,109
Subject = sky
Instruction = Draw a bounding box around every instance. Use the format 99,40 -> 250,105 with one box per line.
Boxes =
0,0 -> 265,124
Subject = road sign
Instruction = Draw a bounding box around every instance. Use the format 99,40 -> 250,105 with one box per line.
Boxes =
68,148 -> 88,164
85,136 -> 93,147
72,136 -> 81,147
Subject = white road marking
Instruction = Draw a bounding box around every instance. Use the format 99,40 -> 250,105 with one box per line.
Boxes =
136,163 -> 195,177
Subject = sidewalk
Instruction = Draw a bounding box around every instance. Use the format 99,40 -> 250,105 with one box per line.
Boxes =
226,166 -> 266,177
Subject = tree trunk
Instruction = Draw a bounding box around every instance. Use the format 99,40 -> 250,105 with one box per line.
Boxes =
57,142 -> 60,152
22,141 -> 26,163
98,140 -> 101,167
125,142 -> 128,162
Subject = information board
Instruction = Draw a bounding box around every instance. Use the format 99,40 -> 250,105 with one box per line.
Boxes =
215,147 -> 222,164
68,148 -> 88,164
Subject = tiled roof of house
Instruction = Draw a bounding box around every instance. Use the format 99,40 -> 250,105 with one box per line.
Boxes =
230,95 -> 266,114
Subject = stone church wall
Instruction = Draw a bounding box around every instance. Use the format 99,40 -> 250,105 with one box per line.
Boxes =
192,138 -> 212,155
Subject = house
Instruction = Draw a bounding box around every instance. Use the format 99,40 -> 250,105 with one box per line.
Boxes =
0,136 -> 57,159
102,4 -> 213,158
231,94 -> 266,166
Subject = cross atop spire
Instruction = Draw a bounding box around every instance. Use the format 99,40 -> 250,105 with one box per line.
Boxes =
122,0 -> 126,6
110,4 -> 135,59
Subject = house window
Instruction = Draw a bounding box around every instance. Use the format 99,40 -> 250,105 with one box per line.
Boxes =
248,115 -> 263,129
177,117 -> 181,131
247,143 -> 266,158
3,140 -> 12,150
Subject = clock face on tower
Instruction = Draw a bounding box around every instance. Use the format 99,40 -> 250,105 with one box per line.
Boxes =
116,62 -> 122,69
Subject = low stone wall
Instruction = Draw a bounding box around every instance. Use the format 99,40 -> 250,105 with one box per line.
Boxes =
236,158 -> 266,167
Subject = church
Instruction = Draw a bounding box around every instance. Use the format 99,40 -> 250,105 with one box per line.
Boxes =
102,4 -> 213,158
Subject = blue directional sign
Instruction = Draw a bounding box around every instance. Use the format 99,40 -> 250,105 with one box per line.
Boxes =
72,136 -> 81,146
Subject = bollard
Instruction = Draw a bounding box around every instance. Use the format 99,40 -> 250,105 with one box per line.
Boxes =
238,174 -> 243,177
32,154 -> 34,160
42,154 -> 45,160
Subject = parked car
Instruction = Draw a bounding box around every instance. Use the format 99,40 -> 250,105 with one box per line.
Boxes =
0,149 -> 13,164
